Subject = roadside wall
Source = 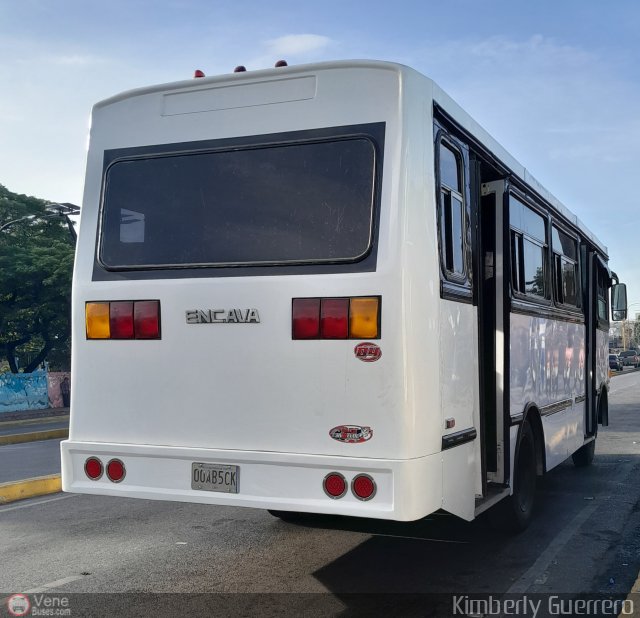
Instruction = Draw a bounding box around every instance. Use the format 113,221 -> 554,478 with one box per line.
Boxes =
0,371 -> 49,414
47,372 -> 71,408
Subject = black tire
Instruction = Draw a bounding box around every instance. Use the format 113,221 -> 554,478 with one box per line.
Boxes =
267,509 -> 304,523
572,439 -> 595,467
489,420 -> 537,533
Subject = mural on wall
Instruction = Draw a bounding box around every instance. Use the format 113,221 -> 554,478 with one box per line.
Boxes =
0,371 -> 49,413
0,370 -> 71,413
48,372 -> 71,408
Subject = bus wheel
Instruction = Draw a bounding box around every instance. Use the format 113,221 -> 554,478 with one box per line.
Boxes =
572,439 -> 596,467
490,420 -> 537,533
267,510 -> 304,523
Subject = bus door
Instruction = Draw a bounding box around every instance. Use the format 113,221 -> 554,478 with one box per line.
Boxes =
478,180 -> 509,488
584,251 -> 609,433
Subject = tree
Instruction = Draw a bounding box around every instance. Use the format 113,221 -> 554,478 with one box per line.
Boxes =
0,184 -> 75,372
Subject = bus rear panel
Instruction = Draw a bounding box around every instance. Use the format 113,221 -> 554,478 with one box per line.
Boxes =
62,62 -> 451,522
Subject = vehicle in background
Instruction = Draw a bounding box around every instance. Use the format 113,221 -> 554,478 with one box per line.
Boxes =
609,354 -> 623,371
618,350 -> 639,367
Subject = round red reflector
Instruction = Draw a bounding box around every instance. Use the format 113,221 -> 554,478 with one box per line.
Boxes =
85,457 -> 103,480
352,474 -> 376,500
323,472 -> 347,499
106,459 -> 126,483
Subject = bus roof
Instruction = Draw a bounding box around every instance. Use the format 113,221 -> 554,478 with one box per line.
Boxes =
93,59 -> 607,257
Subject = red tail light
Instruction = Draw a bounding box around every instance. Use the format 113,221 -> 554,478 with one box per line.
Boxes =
352,474 -> 376,500
106,459 -> 126,483
85,457 -> 103,480
134,301 -> 161,339
110,302 -> 134,339
292,298 -> 320,339
323,473 -> 347,499
320,298 -> 349,339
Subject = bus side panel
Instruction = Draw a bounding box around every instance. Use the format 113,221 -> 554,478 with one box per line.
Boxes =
440,299 -> 480,519
595,329 -> 609,393
510,313 -> 586,471
442,443 -> 476,520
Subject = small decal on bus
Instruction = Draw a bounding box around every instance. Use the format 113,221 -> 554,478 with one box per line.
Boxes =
354,342 -> 382,362
329,425 -> 373,443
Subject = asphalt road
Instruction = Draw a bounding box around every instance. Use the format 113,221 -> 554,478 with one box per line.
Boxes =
1,373 -> 640,616
0,417 -> 68,438
0,439 -> 63,483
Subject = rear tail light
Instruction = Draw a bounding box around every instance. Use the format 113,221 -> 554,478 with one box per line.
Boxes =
86,301 -> 160,340
110,301 -> 134,339
349,298 -> 380,339
320,298 -> 349,339
134,301 -> 161,339
84,457 -> 103,480
106,459 -> 126,483
85,303 -> 110,339
351,474 -> 376,501
323,472 -> 347,499
293,296 -> 380,340
292,298 -> 321,339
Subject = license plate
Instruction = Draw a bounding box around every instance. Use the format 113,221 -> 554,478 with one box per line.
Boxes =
191,463 -> 239,494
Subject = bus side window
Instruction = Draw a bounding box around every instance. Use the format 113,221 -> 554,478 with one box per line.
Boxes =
509,195 -> 548,300
551,225 -> 580,309
596,266 -> 609,326
438,141 -> 467,282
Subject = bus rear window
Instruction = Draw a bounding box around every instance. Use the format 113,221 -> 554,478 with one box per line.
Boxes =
99,137 -> 377,269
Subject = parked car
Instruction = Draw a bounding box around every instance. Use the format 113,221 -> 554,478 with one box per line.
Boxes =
609,354 -> 623,371
618,350 -> 639,368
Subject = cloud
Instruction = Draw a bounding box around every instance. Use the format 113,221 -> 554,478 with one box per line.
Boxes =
265,34 -> 332,58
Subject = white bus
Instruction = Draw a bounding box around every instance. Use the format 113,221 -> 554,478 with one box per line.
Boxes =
61,60 -> 627,530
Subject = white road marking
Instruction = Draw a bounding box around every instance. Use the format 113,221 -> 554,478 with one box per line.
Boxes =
505,503 -> 598,594
0,493 -> 78,513
371,532 -> 468,543
23,575 -> 86,593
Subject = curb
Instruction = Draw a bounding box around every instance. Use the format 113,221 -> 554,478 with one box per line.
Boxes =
0,414 -> 69,428
0,408 -> 69,423
0,428 -> 68,446
0,474 -> 61,504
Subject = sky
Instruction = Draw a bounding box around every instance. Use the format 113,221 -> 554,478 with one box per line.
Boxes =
2,0 -> 639,305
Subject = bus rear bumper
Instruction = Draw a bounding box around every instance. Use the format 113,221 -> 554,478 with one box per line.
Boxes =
61,440 -> 443,521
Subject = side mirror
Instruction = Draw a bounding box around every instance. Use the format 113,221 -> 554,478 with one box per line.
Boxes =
612,283 -> 627,321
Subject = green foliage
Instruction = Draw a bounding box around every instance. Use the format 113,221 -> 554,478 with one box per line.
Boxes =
0,184 -> 75,372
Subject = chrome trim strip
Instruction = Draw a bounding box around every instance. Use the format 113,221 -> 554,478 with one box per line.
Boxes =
540,398 -> 573,417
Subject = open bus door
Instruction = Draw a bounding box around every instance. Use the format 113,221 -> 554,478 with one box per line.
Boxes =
478,180 -> 509,493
